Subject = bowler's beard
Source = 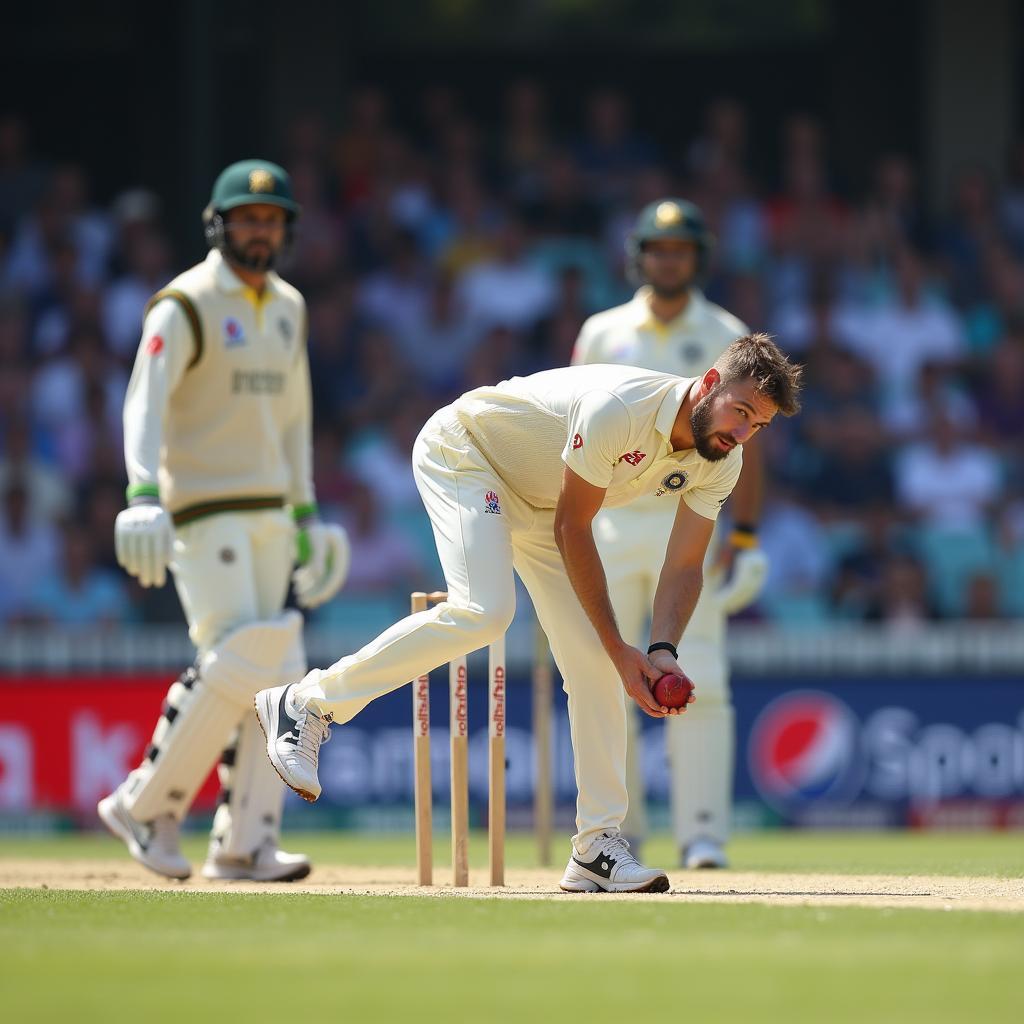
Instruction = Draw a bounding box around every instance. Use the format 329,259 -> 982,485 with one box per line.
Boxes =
690,391 -> 729,461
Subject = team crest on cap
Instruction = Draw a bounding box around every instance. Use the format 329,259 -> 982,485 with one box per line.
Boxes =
249,168 -> 275,193
654,201 -> 683,227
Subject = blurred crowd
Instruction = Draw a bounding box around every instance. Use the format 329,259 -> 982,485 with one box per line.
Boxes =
1,83 -> 1023,633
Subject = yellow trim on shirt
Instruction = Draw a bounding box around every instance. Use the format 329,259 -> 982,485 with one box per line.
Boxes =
242,285 -> 271,329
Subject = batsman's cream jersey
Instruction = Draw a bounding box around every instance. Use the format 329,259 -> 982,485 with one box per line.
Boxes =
123,249 -> 314,523
572,287 -> 748,643
453,363 -> 741,518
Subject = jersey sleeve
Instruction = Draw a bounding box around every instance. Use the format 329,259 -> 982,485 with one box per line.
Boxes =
282,298 -> 316,509
561,389 -> 631,489
122,299 -> 192,497
682,448 -> 743,521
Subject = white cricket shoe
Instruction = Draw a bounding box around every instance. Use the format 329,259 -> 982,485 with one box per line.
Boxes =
202,838 -> 312,882
254,683 -> 333,802
97,787 -> 191,880
682,837 -> 729,869
559,831 -> 670,893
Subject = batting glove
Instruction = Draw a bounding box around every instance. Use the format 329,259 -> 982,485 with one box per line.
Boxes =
114,504 -> 174,588
292,519 -> 351,610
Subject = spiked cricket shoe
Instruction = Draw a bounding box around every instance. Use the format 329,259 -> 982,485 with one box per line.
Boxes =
559,831 -> 670,893
682,837 -> 729,869
254,683 -> 332,802
202,837 -> 312,882
97,787 -> 191,880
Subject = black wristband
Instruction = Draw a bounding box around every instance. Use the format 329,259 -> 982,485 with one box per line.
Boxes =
647,641 -> 678,660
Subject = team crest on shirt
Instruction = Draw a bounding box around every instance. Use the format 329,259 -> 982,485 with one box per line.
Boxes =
654,470 -> 688,497
223,317 -> 246,347
484,490 -> 502,515
278,317 -> 293,345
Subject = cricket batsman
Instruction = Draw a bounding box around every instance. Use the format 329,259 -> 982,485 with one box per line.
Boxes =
253,335 -> 800,893
573,198 -> 767,868
98,159 -> 349,881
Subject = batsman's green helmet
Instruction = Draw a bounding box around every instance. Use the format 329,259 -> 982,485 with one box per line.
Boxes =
203,159 -> 301,255
207,159 -> 300,217
626,198 -> 714,284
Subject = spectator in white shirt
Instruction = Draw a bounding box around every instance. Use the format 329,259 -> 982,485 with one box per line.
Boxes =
456,214 -> 555,331
895,406 -> 1002,532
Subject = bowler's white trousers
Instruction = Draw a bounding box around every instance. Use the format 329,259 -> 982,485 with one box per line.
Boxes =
293,409 -> 629,850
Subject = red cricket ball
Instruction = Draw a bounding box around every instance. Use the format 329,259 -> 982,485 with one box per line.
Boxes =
652,672 -> 694,709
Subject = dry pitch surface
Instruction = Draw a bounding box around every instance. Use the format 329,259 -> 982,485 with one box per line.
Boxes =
3,859 -> 1021,912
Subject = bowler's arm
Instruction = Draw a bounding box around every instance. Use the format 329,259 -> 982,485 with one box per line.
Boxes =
650,499 -> 715,650
554,468 -> 665,716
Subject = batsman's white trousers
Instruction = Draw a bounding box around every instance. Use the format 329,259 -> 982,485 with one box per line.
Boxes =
173,509 -> 295,654
595,500 -> 734,848
293,410 -> 629,850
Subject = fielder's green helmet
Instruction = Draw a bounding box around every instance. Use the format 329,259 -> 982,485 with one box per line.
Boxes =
626,197 -> 714,284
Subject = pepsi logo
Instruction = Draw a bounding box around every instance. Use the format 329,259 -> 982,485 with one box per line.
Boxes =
748,690 -> 865,810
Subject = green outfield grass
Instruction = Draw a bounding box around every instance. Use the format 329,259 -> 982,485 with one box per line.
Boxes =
2,831 -> 1022,1023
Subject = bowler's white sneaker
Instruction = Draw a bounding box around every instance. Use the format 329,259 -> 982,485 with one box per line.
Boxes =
559,831 -> 670,893
97,787 -> 191,880
682,837 -> 729,869
254,683 -> 333,802
202,838 -> 312,882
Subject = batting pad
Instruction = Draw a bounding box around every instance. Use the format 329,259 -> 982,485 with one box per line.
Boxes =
123,612 -> 304,823
210,634 -> 308,859
666,694 -> 735,847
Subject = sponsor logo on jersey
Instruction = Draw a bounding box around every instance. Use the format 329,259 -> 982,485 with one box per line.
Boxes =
223,317 -> 246,347
231,370 -> 285,394
484,490 -> 502,515
572,433 -> 584,450
145,335 -> 164,356
748,691 -> 865,811
619,450 -> 646,467
654,470 -> 688,496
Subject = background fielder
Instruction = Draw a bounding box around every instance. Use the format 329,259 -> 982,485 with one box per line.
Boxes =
573,198 -> 768,868
97,160 -> 349,882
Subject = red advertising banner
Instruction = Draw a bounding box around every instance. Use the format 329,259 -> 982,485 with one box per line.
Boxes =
0,676 -> 220,815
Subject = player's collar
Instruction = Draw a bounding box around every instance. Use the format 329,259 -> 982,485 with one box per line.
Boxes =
655,377 -> 695,440
209,248 -> 279,298
633,286 -> 705,333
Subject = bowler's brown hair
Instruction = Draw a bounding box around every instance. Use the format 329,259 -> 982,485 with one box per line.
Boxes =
713,333 -> 803,416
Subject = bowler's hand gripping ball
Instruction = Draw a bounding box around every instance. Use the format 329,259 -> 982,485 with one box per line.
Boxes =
652,672 -> 694,710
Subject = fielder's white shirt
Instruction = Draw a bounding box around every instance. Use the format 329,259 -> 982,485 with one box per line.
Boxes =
453,364 -> 742,516
572,287 -> 748,377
